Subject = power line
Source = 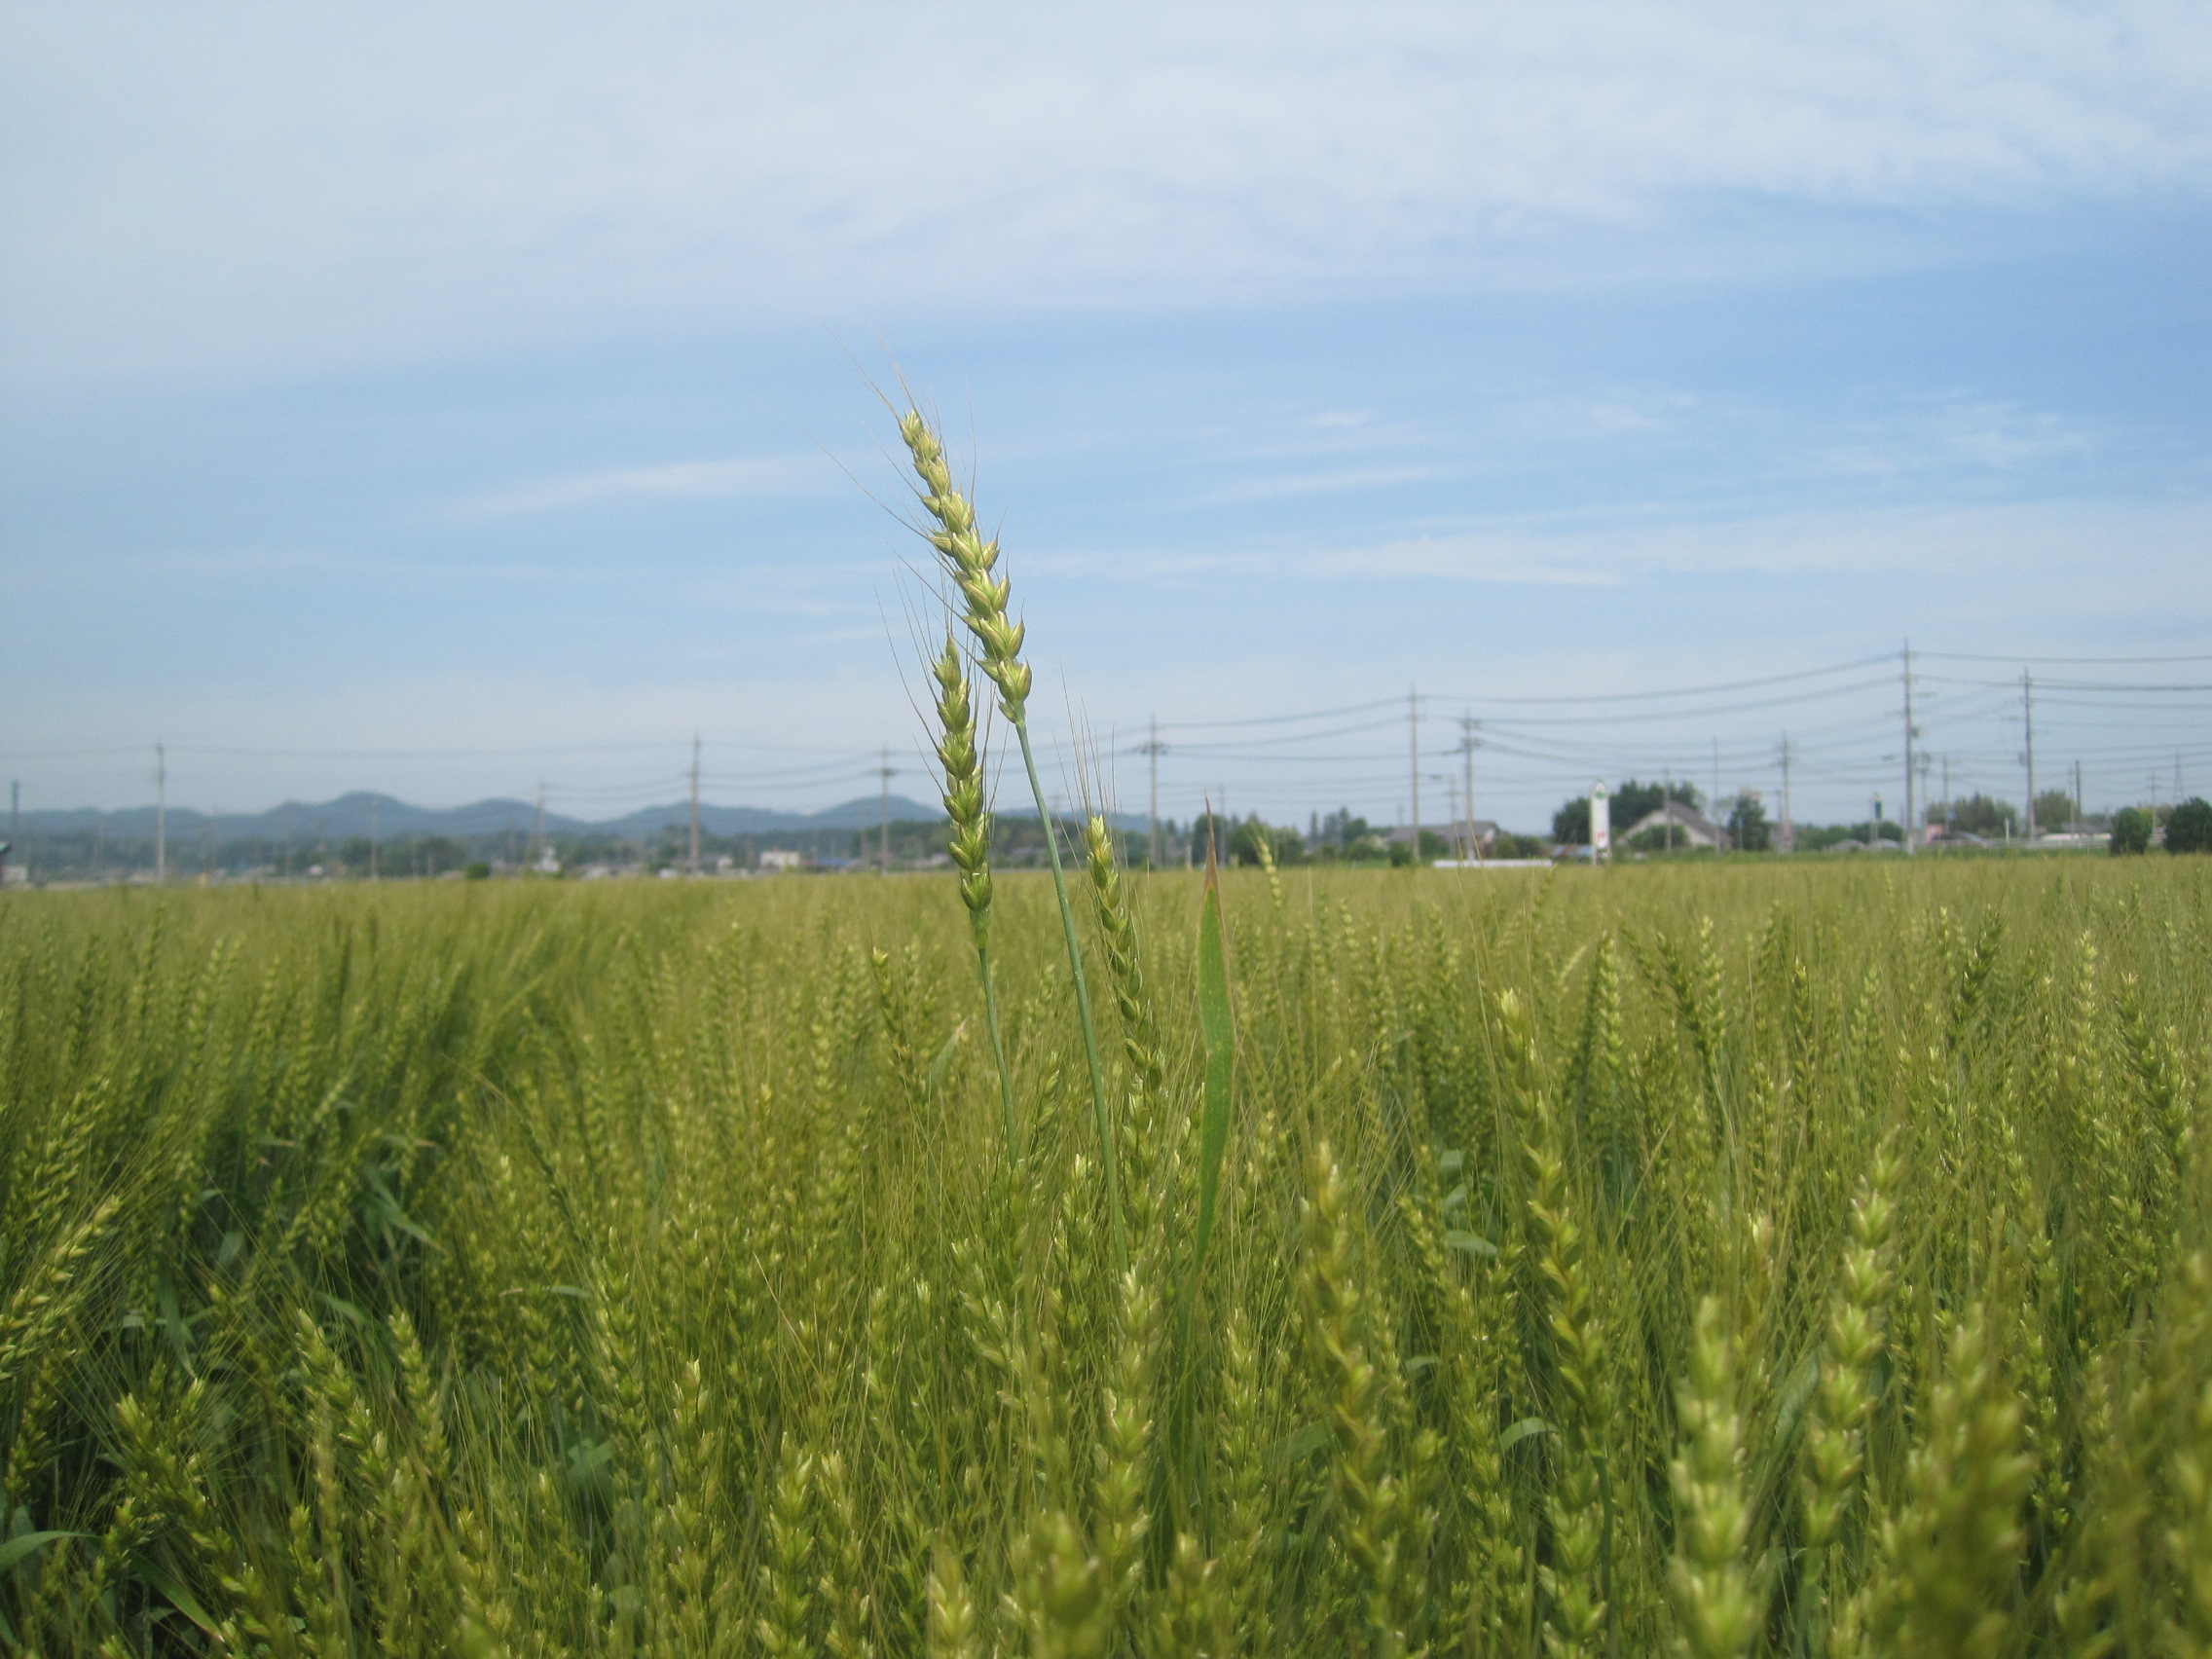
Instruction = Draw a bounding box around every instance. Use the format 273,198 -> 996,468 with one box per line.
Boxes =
1157,696 -> 1404,731
1919,650 -> 2212,665
1426,652 -> 1897,706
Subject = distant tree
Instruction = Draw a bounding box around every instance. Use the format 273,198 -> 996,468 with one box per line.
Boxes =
1725,792 -> 1771,852
1230,819 -> 1304,866
1190,812 -> 1235,863
2033,790 -> 2079,832
1317,807 -> 1370,851
1552,796 -> 1591,845
2165,797 -> 2212,854
419,835 -> 464,875
1946,793 -> 2020,838
1796,821 -> 1901,851
2110,806 -> 2154,856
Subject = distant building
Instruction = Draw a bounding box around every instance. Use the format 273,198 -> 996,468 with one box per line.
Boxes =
1624,801 -> 1725,850
758,849 -> 804,873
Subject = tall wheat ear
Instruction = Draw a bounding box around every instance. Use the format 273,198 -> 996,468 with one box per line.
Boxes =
898,406 -> 1126,1271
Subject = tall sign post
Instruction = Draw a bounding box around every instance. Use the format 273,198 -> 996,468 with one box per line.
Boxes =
1591,781 -> 1611,864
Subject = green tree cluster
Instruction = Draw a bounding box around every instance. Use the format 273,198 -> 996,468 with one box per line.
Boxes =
2161,796 -> 2212,854
1937,793 -> 2019,838
1724,792 -> 1771,852
2033,789 -> 2079,831
1230,817 -> 1306,867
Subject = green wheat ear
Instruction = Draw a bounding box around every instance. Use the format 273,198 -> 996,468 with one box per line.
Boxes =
900,411 -> 1031,720
899,405 -> 1125,1271
931,633 -> 992,949
931,630 -> 1017,1162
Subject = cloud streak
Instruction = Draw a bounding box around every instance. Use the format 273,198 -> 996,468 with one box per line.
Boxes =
5,2 -> 2208,376
1033,493 -> 2212,588
460,455 -> 825,517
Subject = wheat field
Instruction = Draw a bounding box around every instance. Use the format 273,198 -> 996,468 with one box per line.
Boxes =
1,855 -> 2208,1658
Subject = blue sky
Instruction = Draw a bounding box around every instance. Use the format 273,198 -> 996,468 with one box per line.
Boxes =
4,2 -> 2209,832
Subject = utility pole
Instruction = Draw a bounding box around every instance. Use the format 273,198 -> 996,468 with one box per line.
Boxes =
1901,641 -> 1919,854
1140,716 -> 1165,868
284,803 -> 294,880
371,797 -> 382,881
2074,760 -> 2084,827
1778,735 -> 1794,854
530,789 -> 546,873
688,733 -> 702,877
2021,671 -> 2038,840
154,742 -> 167,885
1408,687 -> 1420,865
1711,737 -> 1720,829
877,747 -> 894,873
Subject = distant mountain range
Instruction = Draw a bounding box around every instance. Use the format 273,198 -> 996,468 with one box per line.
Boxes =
10,792 -> 1150,841
13,791 -> 946,841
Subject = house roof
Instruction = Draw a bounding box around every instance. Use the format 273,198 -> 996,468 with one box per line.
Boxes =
1624,802 -> 1722,841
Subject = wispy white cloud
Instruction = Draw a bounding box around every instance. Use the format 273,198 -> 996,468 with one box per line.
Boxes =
459,455 -> 825,516
1195,463 -> 1483,505
1811,398 -> 2100,478
5,2 -> 2207,376
1177,389 -> 1696,502
1296,536 -> 1629,586
1033,493 -> 2212,588
1503,394 -> 1690,440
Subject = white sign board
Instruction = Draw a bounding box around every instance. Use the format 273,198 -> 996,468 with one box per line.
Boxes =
1591,782 -> 1610,861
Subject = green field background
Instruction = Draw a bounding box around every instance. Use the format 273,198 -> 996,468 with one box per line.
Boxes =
2,862 -> 2207,1656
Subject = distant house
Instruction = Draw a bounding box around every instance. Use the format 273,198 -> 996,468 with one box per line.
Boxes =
1625,801 -> 1725,850
758,849 -> 804,873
